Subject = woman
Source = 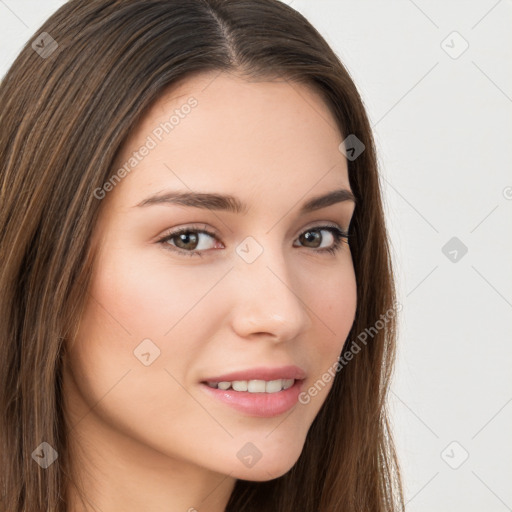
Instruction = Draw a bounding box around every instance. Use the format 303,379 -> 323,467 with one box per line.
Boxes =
0,0 -> 404,510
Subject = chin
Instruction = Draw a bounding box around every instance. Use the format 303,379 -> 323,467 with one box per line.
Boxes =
229,448 -> 302,482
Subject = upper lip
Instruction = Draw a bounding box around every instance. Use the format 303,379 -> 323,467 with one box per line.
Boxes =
201,365 -> 306,383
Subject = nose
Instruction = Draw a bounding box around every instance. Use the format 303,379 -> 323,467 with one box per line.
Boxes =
229,245 -> 312,342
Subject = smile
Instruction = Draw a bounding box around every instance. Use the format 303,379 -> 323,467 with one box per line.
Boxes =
205,378 -> 295,393
200,379 -> 305,417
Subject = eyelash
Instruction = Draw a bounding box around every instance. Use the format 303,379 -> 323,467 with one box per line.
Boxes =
156,223 -> 350,258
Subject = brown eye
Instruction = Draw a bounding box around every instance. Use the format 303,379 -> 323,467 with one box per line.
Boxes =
294,226 -> 349,255
173,231 -> 200,250
299,230 -> 325,248
158,224 -> 349,258
158,227 -> 219,257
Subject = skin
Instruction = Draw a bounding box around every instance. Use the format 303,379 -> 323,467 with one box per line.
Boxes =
63,70 -> 357,512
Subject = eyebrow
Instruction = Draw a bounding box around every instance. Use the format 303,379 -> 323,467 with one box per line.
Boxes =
135,188 -> 356,215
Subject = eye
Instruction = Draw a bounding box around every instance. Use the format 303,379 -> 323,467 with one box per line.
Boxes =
293,225 -> 350,255
156,223 -> 350,257
157,224 -> 219,257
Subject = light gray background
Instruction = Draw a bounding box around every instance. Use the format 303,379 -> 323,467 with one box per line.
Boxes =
1,1 -> 511,510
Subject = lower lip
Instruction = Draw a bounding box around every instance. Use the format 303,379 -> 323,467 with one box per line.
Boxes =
199,380 -> 304,418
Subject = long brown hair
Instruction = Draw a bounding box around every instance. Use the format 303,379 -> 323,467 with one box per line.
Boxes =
0,0 -> 404,510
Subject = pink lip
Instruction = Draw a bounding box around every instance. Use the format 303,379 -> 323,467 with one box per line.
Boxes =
200,379 -> 304,418
201,365 -> 307,383
199,365 -> 307,418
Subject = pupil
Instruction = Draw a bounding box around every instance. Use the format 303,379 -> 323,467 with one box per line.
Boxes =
303,231 -> 320,248
177,232 -> 198,249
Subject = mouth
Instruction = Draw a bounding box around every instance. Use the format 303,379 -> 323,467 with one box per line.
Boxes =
199,366 -> 306,418
203,378 -> 296,393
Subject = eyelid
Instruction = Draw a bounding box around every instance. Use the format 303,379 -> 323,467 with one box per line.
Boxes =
155,221 -> 350,256
156,221 -> 348,242
156,223 -> 220,243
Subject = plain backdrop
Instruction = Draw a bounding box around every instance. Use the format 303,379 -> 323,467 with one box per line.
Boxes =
1,1 -> 511,511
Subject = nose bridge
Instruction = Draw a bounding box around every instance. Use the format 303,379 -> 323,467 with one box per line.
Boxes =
230,236 -> 312,339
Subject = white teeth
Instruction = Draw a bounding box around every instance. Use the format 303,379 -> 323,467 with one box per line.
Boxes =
248,380 -> 266,393
265,379 -> 283,393
282,379 -> 294,390
232,380 -> 248,392
206,378 -> 295,392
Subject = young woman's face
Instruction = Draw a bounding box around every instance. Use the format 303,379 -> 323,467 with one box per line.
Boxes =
65,71 -> 357,482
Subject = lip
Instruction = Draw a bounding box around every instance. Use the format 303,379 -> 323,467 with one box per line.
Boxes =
200,379 -> 304,418
199,365 -> 307,418
201,365 -> 307,383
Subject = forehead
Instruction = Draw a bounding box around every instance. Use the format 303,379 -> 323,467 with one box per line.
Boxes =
109,71 -> 350,209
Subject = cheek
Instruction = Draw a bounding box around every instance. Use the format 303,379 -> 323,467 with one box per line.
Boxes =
65,247 -> 226,455
306,256 -> 357,347
85,244 -> 225,342
70,244 -> 227,403
298,260 -> 357,409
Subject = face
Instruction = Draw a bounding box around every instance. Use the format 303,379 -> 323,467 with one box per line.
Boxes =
64,71 -> 357,482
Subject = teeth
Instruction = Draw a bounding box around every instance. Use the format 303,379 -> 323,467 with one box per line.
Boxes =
232,380 -> 248,392
248,380 -> 266,392
265,379 -> 283,393
282,379 -> 294,390
206,378 -> 296,393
